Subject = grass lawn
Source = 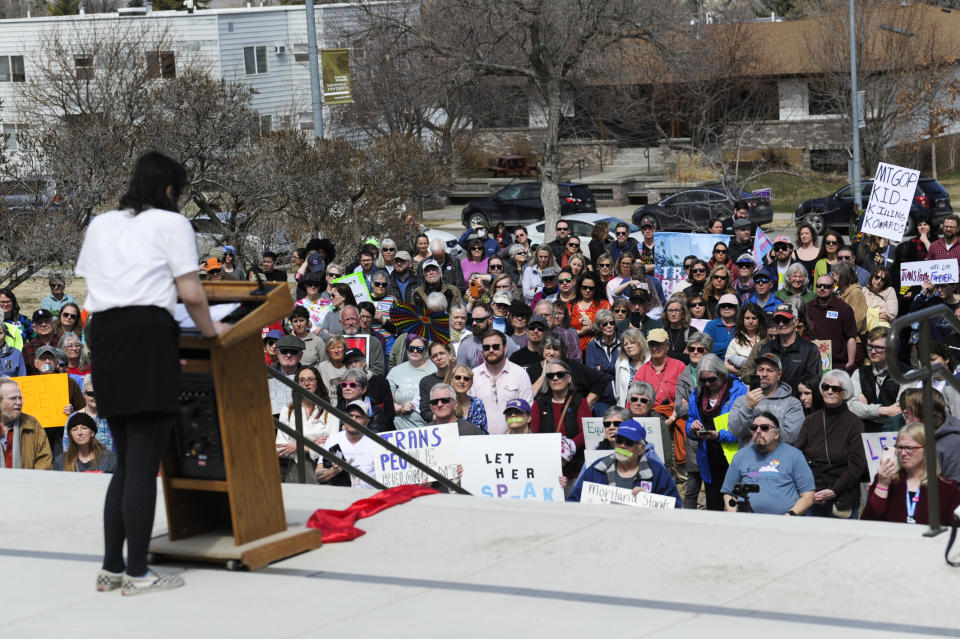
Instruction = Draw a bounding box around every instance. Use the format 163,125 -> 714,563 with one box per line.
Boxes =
741,171 -> 847,214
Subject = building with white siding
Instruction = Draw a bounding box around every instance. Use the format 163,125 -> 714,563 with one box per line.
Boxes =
0,2 -> 374,150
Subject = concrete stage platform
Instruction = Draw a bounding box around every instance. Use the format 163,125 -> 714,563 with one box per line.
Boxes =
1,470 -> 958,638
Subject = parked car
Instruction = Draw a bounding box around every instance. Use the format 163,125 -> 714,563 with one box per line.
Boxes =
524,214 -> 642,260
795,178 -> 952,236
1,176 -> 63,213
632,186 -> 773,232
461,182 -> 597,229
192,212 -> 293,262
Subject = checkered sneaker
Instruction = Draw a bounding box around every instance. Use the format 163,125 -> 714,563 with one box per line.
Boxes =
121,570 -> 185,596
95,569 -> 124,592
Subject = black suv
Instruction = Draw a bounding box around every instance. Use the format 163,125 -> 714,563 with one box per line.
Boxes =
795,178 -> 952,235
460,182 -> 596,228
631,186 -> 773,232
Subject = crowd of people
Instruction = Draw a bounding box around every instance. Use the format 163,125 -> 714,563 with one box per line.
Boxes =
4,198 -> 960,525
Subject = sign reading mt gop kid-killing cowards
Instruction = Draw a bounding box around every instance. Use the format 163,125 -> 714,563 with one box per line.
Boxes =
374,424 -> 460,488
459,433 -> 562,502
861,162 -> 920,242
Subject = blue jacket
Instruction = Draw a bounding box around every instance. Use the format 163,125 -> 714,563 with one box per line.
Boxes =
746,292 -> 779,315
685,378 -> 748,484
703,319 -> 735,360
584,337 -> 620,403
567,452 -> 681,507
458,228 -> 499,257
0,345 -> 25,377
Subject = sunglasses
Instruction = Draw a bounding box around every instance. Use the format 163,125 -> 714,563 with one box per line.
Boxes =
489,264 -> 504,271
372,282 -> 387,288
713,275 -> 729,280
556,227 -> 570,232
629,396 -> 650,405
603,420 -> 624,428
691,268 -> 707,274
527,325 -> 546,332
687,346 -> 707,354
719,303 -> 737,310
567,242 -> 580,248
714,249 -> 728,254
815,283 -> 834,289
326,272 -> 342,278
683,263 -> 694,270
264,339 -> 277,346
749,423 -> 775,432
598,263 -> 612,268
613,308 -> 628,314
820,383 -> 844,394
85,391 -> 95,398
599,321 -> 615,328
700,376 -> 719,384
754,278 -> 772,284
688,301 -> 705,308
824,240 -> 838,246
429,397 -> 454,406
614,435 -> 638,445
558,278 -> 574,284
471,245 -> 484,251
482,343 -> 502,351
545,371 -> 568,380
382,247 -> 396,252
472,315 -> 491,322
838,255 -> 853,261
736,262 -> 754,268
407,345 -> 426,353
339,381 -> 361,389
580,284 -> 596,290
774,243 -> 790,250
279,349 -> 300,356
453,375 -> 473,382
60,312 -> 78,319
774,317 -> 793,325
615,231 -> 628,236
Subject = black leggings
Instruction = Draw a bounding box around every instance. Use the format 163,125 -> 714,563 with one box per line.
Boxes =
704,446 -> 730,511
102,413 -> 174,576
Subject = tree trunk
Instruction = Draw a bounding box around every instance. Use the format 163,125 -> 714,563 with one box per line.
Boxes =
931,138 -> 938,180
540,81 -> 562,243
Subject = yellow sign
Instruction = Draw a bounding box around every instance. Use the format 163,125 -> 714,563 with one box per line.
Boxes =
321,48 -> 353,105
13,374 -> 69,429
713,412 -> 739,463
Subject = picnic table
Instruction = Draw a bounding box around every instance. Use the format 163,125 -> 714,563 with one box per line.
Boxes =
487,155 -> 537,178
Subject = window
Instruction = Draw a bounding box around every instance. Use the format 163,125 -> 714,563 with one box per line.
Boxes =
146,50 -> 176,79
3,124 -> 19,151
244,45 -> 267,75
74,55 -> 94,81
0,56 -> 24,83
294,44 -> 310,63
299,111 -> 314,131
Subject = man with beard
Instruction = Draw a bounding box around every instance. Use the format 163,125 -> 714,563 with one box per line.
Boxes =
728,218 -> 753,263
510,314 -> 548,370
469,331 -> 533,435
0,377 -> 52,469
728,353 -> 805,446
387,250 -> 420,303
411,259 -> 461,310
805,274 -> 858,373
457,304 -> 518,368
929,214 -> 960,271
566,420 -> 680,505
546,221 -> 573,261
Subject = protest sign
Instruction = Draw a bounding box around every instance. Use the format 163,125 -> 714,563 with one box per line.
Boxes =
813,339 -> 832,372
460,433 -> 562,502
900,260 -> 960,287
654,232 -> 730,297
343,334 -> 371,367
374,424 -> 460,487
583,417 -> 605,452
752,187 -> 772,200
579,481 -> 675,509
333,271 -> 371,303
14,374 -> 69,429
636,417 -> 664,462
861,162 -> 920,242
584,449 -> 609,468
862,432 -> 899,481
584,416 -> 664,463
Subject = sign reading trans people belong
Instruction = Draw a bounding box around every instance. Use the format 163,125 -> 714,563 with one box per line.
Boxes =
375,424 -> 460,487
900,260 -> 960,287
861,162 -> 920,242
460,433 -> 562,502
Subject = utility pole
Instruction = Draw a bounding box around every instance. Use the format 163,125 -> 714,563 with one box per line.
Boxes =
305,1 -> 324,139
849,0 -> 861,214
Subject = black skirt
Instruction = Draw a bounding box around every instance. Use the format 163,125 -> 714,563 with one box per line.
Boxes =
89,306 -> 181,419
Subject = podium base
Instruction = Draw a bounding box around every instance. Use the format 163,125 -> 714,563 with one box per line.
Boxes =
149,524 -> 323,571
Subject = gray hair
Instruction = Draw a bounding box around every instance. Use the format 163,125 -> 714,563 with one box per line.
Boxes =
822,368 -> 854,399
425,292 -> 449,312
381,237 -> 396,249
429,238 -> 446,253
508,243 -> 527,259
697,353 -> 728,385
450,302 -> 468,317
593,309 -> 616,337
0,377 -> 18,394
544,358 -> 572,376
784,262 -> 809,290
326,262 -> 344,275
627,381 -> 656,401
82,375 -> 94,392
341,368 -> 368,386
430,383 -> 456,399
541,334 -> 565,357
686,331 -> 713,351
831,261 -> 857,288
603,405 -> 631,421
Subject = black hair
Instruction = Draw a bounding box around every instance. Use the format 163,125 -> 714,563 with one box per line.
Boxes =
357,301 -> 377,317
291,306 -> 310,320
794,375 -> 824,414
0,287 -> 20,320
733,200 -> 748,211
752,411 -> 781,430
119,151 -> 187,214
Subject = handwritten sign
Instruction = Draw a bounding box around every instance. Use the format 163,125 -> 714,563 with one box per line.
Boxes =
900,260 -> 960,287
861,162 -> 920,242
333,271 -> 371,303
813,339 -> 832,372
583,417 -> 605,452
13,374 -> 69,429
580,481 -> 675,509
460,433 -> 562,502
862,432 -> 899,481
374,424 -> 460,487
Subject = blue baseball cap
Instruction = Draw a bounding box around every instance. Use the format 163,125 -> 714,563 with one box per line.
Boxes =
265,329 -> 284,340
222,245 -> 236,255
616,420 -> 647,443
503,398 -> 531,414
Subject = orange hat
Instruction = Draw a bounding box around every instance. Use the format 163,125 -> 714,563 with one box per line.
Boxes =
202,257 -> 223,272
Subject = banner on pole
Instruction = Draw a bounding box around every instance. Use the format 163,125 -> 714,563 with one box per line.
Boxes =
321,48 -> 353,105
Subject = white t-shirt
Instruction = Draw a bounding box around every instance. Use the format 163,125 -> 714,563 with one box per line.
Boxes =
76,208 -> 200,316
324,430 -> 379,489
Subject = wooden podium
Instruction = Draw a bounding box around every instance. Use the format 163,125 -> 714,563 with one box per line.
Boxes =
149,281 -> 323,570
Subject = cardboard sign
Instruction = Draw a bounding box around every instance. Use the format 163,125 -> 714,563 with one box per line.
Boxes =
861,162 -> 920,242
900,260 -> 960,287
813,339 -> 832,372
460,433 -> 562,502
862,432 -> 899,481
13,374 -> 69,429
583,417 -> 605,452
333,271 -> 371,303
584,449 -> 610,468
374,424 -> 460,487
580,481 -> 675,509
584,416 -> 665,464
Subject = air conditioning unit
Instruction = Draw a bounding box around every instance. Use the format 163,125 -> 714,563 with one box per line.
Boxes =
273,44 -> 287,55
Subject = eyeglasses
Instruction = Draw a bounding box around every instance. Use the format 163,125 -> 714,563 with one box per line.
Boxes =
700,376 -> 719,384
279,349 -> 300,356
51,283 -> 64,289
666,307 -> 682,313
599,321 -> 615,328
815,283 -> 834,289
545,371 -> 568,380
867,343 -> 886,352
65,343 -> 81,349
749,423 -> 774,432
613,308 -> 628,314
598,263 -> 612,268
453,375 -> 473,382
482,343 -> 502,351
489,264 -> 504,271
407,345 -> 426,354
713,275 -> 729,281
683,263 -> 694,270
558,278 -> 574,284
691,268 -> 706,274
60,312 -> 78,319
339,381 -> 361,389
629,396 -> 650,405
820,383 -> 844,394
614,435 -> 638,446
372,281 -> 387,288
298,375 -> 318,383
603,420 -> 624,428
896,445 -> 923,453
429,397 -> 455,406
687,346 -> 707,354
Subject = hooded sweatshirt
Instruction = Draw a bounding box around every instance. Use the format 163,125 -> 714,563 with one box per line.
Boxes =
728,381 -> 805,446
937,415 -> 960,483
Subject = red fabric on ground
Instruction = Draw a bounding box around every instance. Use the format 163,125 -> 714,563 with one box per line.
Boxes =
306,484 -> 439,543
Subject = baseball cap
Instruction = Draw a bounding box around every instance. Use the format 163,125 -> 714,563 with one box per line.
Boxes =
343,348 -> 366,363
616,420 -> 647,443
528,314 -> 548,328
736,253 -> 757,266
492,291 -> 512,305
421,258 -> 440,271
773,303 -> 796,320
757,352 -> 783,370
307,254 -> 325,273
647,328 -> 669,344
541,266 -> 560,278
395,250 -> 411,262
345,400 -> 369,415
276,335 -> 305,351
265,328 -> 284,340
773,234 -> 792,245
202,256 -> 223,272
222,245 -> 236,255
733,218 -> 751,230
32,309 -> 53,322
36,345 -> 59,359
503,398 -> 531,414
640,216 -> 656,229
718,293 -> 739,306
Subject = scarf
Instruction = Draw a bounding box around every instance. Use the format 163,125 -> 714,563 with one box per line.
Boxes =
699,380 -> 730,420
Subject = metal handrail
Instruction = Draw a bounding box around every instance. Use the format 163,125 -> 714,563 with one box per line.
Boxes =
887,304 -> 960,537
266,366 -> 470,495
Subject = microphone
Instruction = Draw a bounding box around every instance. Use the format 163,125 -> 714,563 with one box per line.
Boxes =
247,260 -> 270,296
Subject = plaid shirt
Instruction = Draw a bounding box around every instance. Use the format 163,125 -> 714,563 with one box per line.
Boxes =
22,333 -> 61,374
928,238 -> 960,271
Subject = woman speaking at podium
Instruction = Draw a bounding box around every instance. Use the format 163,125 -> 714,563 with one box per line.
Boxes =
77,151 -> 227,596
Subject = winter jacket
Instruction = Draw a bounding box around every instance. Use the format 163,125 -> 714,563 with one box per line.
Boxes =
937,415 -> 960,483
741,336 -> 822,393
6,414 -> 53,470
673,363 -> 699,472
585,337 -> 620,405
566,451 -> 681,507
794,405 -> 866,502
728,382 -> 805,446
686,378 -> 748,483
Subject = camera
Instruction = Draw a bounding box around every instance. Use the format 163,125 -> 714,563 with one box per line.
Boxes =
322,443 -> 345,469
727,482 -> 759,513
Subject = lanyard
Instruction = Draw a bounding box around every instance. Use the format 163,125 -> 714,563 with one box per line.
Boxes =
906,488 -> 920,523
